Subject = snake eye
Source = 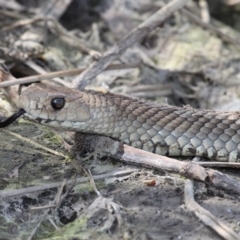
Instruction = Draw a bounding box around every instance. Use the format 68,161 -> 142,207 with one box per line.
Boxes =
51,98 -> 65,110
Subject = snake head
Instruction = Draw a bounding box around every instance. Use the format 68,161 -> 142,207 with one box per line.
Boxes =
17,83 -> 91,129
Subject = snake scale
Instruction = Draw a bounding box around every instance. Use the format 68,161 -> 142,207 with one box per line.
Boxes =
15,83 -> 240,162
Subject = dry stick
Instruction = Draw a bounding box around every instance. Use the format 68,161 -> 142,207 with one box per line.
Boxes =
2,16 -> 95,55
207,169 -> 240,194
71,0 -> 190,90
117,144 -> 208,181
27,179 -> 67,240
0,9 -> 25,19
27,210 -> 48,240
46,17 -> 96,55
25,60 -> 68,87
0,63 -> 138,88
30,179 -> 67,211
48,217 -> 60,230
75,134 -> 240,195
199,0 -> 210,23
2,16 -> 46,31
0,168 -> 138,198
197,162 -> 240,168
87,169 -> 102,196
118,145 -> 240,195
184,180 -> 240,240
2,129 -> 67,158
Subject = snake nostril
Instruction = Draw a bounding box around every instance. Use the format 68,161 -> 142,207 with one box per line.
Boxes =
51,98 -> 65,110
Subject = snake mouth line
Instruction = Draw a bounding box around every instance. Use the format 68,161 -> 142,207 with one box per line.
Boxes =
0,109 -> 26,128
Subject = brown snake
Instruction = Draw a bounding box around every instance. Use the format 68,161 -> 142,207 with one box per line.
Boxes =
15,83 -> 240,162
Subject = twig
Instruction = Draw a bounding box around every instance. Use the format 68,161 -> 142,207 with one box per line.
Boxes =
48,217 -> 60,230
0,0 -> 25,12
197,162 -> 240,168
53,179 -> 67,205
0,168 -> 138,198
27,209 -> 48,240
30,205 -> 57,210
71,0 -> 190,89
0,9 -> 25,19
73,154 -> 102,196
184,179 -> 240,240
82,195 -> 124,232
2,16 -> 94,55
207,169 -> 240,194
117,144 -> 208,181
2,16 -> 45,31
87,168 -> 101,196
75,134 -> 240,195
119,145 -> 240,195
2,129 -> 67,158
25,60 -> 68,86
27,179 -> 67,240
0,63 -> 139,88
199,0 -> 210,23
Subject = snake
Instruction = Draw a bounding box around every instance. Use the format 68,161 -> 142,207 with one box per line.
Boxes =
4,82 -> 238,163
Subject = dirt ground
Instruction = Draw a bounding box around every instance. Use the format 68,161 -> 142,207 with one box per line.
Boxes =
0,121 -> 240,240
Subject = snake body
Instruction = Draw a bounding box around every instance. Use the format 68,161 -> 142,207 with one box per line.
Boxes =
17,83 -> 240,162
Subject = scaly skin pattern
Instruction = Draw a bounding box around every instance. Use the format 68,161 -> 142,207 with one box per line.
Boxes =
17,83 -> 240,162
